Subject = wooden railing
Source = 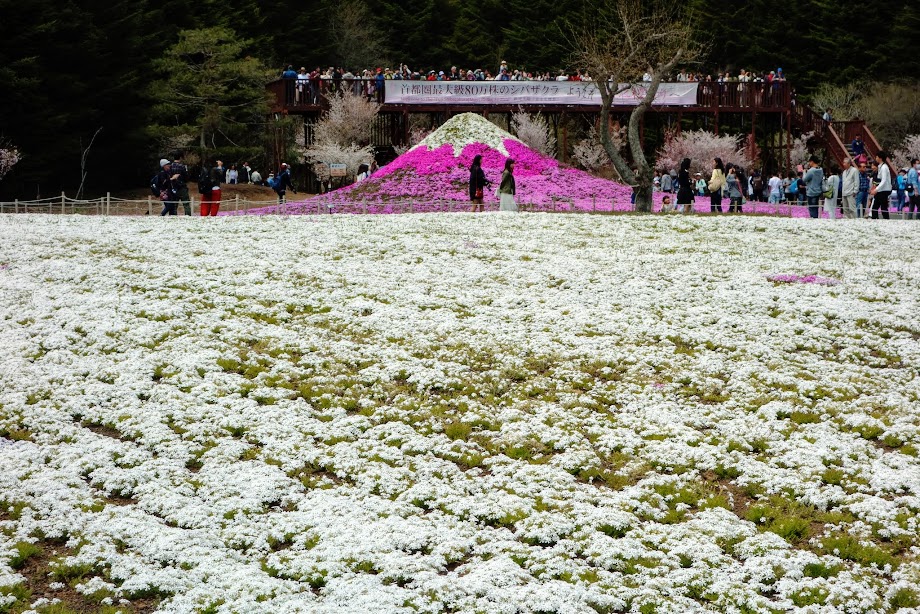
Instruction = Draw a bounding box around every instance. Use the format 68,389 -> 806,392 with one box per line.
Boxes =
695,81 -> 792,110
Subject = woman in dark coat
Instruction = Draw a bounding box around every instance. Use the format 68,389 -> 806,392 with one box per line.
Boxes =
469,154 -> 489,212
676,158 -> 695,214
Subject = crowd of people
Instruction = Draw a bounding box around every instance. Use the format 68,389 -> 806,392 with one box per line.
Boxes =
152,155 -> 298,216
280,62 -> 791,105
652,146 -> 920,219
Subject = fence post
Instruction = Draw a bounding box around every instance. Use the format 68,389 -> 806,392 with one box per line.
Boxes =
592,197 -> 596,213
363,202 -> 367,215
235,194 -> 240,212
14,199 -> 18,214
147,195 -> 152,216
61,194 -> 66,215
106,192 -> 111,216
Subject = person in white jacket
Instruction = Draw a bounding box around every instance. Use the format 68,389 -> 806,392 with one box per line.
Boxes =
840,157 -> 859,218
870,150 -> 894,219
824,165 -> 840,219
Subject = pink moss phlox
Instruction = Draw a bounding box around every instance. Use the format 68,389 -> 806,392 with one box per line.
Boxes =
767,274 -> 841,286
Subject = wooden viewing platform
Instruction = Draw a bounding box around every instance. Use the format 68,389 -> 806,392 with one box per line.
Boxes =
267,78 -> 881,175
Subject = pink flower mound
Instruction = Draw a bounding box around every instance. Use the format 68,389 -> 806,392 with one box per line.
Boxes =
767,274 -> 841,286
252,136 -> 664,215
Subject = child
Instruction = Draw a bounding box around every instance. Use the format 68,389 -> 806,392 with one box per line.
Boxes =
661,195 -> 673,213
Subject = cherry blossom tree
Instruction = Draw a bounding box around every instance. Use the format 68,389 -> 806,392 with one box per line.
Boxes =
894,135 -> 920,169
656,129 -> 755,177
0,142 -> 21,181
303,92 -> 379,184
511,111 -> 556,157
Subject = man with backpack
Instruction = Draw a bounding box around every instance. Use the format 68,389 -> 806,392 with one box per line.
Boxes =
751,171 -> 764,201
273,163 -> 296,204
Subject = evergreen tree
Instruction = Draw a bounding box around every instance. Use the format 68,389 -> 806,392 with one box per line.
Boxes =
147,27 -> 273,163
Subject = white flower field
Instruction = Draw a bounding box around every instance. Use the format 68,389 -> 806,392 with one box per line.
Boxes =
0,213 -> 919,614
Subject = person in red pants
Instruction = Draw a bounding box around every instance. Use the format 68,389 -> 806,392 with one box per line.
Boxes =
198,159 -> 224,216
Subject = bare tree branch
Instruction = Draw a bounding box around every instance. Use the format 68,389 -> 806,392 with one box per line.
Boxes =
565,0 -> 704,212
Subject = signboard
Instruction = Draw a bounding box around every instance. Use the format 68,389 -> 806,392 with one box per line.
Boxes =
384,82 -> 699,107
329,163 -> 347,177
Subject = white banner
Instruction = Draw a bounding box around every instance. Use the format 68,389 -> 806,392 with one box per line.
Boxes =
384,82 -> 699,106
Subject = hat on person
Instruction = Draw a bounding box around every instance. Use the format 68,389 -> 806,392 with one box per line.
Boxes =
438,71 -> 445,75
281,162 -> 288,168
159,158 -> 170,168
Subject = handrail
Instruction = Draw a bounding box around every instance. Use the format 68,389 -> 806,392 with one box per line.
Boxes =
861,124 -> 882,158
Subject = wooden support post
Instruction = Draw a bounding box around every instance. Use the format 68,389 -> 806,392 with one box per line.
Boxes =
786,111 -> 792,173
561,112 -> 568,163
147,195 -> 152,216
58,192 -> 63,214
106,192 -> 111,216
14,199 -> 19,214
235,194 -> 240,212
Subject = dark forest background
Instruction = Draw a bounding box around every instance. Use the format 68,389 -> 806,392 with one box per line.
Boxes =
0,0 -> 916,197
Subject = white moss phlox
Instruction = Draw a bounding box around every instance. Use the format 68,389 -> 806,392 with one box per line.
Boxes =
414,113 -> 521,156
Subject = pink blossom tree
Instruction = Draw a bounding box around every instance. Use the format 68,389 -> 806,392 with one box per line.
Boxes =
0,143 -> 21,181
656,129 -> 754,176
894,134 -> 920,168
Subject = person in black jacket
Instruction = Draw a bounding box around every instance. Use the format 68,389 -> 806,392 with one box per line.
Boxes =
155,158 -> 179,216
469,155 -> 490,212
676,158 -> 695,215
274,163 -> 296,203
171,153 -> 191,216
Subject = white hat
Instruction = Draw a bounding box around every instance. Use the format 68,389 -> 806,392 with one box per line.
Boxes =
159,158 -> 170,168
281,162 -> 288,167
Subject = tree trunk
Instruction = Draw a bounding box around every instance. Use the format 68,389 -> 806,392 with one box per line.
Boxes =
634,183 -> 653,212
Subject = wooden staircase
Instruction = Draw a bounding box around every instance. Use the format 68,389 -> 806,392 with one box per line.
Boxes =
791,103 -> 882,168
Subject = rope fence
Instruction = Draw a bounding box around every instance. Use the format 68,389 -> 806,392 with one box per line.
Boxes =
0,193 -> 915,220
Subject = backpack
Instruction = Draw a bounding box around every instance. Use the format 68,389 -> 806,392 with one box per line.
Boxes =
150,174 -> 160,197
198,167 -> 212,194
789,178 -> 798,194
753,176 -> 763,192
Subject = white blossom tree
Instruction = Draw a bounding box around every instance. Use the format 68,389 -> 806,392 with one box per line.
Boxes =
511,111 -> 556,157
303,92 -> 380,183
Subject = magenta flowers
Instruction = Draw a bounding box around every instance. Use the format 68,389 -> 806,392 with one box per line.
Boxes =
767,274 -> 841,286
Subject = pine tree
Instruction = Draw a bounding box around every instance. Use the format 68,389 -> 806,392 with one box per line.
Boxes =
147,27 -> 273,163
